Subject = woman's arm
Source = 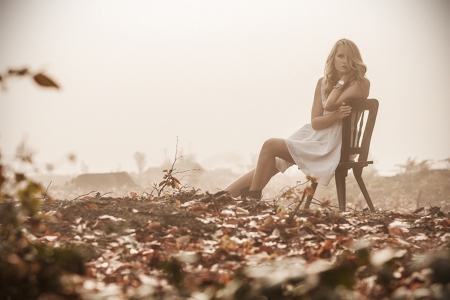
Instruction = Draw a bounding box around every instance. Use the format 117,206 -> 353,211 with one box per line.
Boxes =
311,78 -> 353,130
324,76 -> 370,111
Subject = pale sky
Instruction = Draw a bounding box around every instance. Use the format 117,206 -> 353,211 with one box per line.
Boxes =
1,0 -> 449,176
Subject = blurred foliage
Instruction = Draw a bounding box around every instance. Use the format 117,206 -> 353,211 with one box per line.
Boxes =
162,257 -> 185,288
0,71 -> 86,299
0,67 -> 59,90
0,153 -> 86,299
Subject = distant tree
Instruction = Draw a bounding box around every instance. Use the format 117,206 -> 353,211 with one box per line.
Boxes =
396,157 -> 431,174
133,151 -> 147,174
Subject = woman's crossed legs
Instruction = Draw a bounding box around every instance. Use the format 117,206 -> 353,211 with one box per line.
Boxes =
223,138 -> 295,197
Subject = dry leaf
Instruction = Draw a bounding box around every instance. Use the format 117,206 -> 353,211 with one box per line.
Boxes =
33,73 -> 59,88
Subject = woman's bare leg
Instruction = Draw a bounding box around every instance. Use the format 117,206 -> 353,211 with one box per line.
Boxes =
223,138 -> 295,197
223,169 -> 255,197
249,138 -> 295,191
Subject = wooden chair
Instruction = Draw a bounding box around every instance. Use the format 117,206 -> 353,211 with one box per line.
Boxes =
304,98 -> 379,212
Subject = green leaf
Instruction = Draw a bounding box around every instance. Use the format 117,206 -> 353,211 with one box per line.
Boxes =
162,257 -> 184,287
18,181 -> 43,217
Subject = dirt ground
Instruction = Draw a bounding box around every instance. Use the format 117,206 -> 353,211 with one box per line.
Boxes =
14,186 -> 449,300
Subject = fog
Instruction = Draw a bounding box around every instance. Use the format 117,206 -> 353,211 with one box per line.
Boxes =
1,0 -> 449,181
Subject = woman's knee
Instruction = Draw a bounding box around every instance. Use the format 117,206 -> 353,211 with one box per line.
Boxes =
261,138 -> 293,162
261,138 -> 282,154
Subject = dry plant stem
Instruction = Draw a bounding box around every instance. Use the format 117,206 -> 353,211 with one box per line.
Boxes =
71,191 -> 97,201
157,137 -> 182,197
288,190 -> 307,224
43,181 -> 52,201
276,180 -> 308,203
169,137 -> 180,174
309,198 -> 334,209
156,137 -> 201,197
276,186 -> 296,203
178,169 -> 201,182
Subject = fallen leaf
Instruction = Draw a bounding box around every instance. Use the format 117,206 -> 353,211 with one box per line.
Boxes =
33,72 -> 59,88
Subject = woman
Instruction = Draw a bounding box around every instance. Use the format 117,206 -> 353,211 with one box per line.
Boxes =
223,38 -> 370,199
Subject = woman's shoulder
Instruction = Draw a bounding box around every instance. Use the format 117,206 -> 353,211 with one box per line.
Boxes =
353,77 -> 370,98
361,77 -> 370,93
316,77 -> 324,87
315,77 -> 325,92
350,77 -> 370,89
349,76 -> 369,85
362,77 -> 370,86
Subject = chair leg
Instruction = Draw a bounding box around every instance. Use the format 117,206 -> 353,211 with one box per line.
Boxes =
304,181 -> 318,209
335,168 -> 348,212
353,168 -> 375,212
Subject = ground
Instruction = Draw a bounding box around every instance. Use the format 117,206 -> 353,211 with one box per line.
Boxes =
7,186 -> 449,300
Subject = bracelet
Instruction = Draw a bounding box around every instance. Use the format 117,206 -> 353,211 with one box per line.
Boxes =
333,85 -> 341,90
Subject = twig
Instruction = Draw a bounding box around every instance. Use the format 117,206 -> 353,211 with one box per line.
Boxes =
276,180 -> 308,203
157,137 -> 198,197
172,137 -> 179,168
43,181 -> 52,201
97,192 -> 111,198
174,168 -> 201,176
287,190 -> 307,224
72,190 -> 97,201
157,138 -> 181,196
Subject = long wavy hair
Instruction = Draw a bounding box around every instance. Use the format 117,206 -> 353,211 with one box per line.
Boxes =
323,39 -> 367,97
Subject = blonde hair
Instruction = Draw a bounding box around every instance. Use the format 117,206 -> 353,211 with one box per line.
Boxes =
323,39 -> 367,97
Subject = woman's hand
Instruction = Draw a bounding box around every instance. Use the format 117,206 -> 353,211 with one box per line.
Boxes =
336,102 -> 352,119
339,72 -> 353,87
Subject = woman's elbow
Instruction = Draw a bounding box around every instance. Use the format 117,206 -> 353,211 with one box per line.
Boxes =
311,121 -> 319,131
324,104 -> 333,111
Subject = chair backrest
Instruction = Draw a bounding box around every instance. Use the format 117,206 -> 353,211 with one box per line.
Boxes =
340,98 -> 379,163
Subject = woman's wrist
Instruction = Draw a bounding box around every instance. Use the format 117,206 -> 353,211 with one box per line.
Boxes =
331,110 -> 340,122
339,73 -> 352,88
339,77 -> 348,87
333,84 -> 342,91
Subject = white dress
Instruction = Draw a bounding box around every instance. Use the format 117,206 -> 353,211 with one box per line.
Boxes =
275,81 -> 342,185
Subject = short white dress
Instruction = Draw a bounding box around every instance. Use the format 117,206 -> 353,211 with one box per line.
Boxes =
275,81 -> 342,185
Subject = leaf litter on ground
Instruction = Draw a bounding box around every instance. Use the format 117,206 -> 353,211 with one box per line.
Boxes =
14,190 -> 450,299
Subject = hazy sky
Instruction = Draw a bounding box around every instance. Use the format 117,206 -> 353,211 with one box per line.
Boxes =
1,0 -> 449,176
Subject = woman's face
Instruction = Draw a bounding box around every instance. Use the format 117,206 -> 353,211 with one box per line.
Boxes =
334,46 -> 350,76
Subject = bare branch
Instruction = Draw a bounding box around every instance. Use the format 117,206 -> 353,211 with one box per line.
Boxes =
43,181 -> 52,201
72,191 -> 97,201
